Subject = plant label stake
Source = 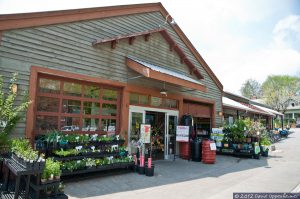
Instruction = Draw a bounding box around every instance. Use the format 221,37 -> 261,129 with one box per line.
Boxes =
134,155 -> 137,165
148,158 -> 152,168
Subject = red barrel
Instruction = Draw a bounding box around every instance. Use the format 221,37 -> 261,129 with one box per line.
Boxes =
202,139 -> 216,164
179,142 -> 190,160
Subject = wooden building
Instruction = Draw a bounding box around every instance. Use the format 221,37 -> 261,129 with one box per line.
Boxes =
223,91 -> 283,129
0,3 -> 223,159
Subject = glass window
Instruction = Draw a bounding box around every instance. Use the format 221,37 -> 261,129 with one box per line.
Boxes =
139,95 -> 149,105
101,119 -> 116,134
130,93 -> 139,104
37,96 -> 59,112
82,118 -> 99,132
62,99 -> 81,114
36,116 -> 58,131
84,85 -> 100,99
150,96 -> 162,107
36,76 -> 120,134
83,102 -> 100,115
60,117 -> 80,132
164,99 -> 177,108
39,78 -> 60,94
102,104 -> 117,116
103,89 -> 117,101
63,82 -> 81,97
130,112 -> 143,140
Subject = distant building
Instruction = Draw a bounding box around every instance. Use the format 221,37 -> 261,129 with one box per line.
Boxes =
222,91 -> 283,129
284,96 -> 300,125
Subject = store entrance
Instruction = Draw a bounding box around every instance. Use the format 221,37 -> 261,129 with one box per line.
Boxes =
146,111 -> 165,160
128,106 -> 178,160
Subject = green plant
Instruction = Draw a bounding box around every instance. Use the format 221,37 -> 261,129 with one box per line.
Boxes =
41,169 -> 48,180
11,138 -> 39,161
54,149 -> 79,157
0,73 -> 31,146
85,158 -> 96,167
260,133 -> 272,146
44,158 -> 61,178
223,119 -> 247,143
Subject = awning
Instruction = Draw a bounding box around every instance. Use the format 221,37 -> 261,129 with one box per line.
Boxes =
126,57 -> 207,92
223,97 -> 274,116
252,104 -> 283,116
223,97 -> 253,111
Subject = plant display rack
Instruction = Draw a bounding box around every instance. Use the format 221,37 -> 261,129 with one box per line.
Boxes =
216,142 -> 261,159
35,133 -> 134,177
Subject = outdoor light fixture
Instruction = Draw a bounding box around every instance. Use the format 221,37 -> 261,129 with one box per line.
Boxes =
12,84 -> 18,94
160,82 -> 167,96
160,90 -> 167,96
218,111 -> 223,116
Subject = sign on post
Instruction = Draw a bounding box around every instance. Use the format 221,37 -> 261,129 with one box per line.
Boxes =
176,126 -> 189,142
140,124 -> 151,143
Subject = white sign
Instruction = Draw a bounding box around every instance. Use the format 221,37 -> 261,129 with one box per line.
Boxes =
176,126 -> 189,142
140,124 -> 151,143
210,143 -> 217,150
229,116 -> 234,125
212,128 -> 223,134
211,128 -> 223,148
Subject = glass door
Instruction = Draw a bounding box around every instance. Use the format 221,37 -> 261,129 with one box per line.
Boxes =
128,109 -> 145,154
165,114 -> 178,159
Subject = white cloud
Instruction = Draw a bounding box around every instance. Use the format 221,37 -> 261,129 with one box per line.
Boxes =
273,15 -> 300,49
207,14 -> 300,94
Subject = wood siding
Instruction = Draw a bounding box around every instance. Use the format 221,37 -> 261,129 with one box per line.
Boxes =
0,11 -> 222,137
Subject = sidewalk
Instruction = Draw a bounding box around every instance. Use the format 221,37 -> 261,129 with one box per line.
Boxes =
65,129 -> 300,199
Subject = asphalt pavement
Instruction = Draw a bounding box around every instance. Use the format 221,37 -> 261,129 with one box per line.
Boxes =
65,128 -> 300,199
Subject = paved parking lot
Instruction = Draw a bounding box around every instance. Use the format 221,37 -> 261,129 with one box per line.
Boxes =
65,129 -> 300,199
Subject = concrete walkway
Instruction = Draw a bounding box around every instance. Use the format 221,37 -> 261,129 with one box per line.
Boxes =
65,129 -> 300,199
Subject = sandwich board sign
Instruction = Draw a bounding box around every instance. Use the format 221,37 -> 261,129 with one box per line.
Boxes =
176,126 -> 189,142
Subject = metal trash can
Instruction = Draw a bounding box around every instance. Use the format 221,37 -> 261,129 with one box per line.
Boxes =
191,138 -> 202,162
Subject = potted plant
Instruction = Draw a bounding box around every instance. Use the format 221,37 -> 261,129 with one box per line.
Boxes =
53,162 -> 61,180
259,133 -> 271,157
41,170 -> 48,184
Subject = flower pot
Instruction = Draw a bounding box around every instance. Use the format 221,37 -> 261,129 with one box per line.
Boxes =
223,143 -> 229,148
48,174 -> 54,181
55,176 -> 60,180
145,166 -> 155,177
237,144 -> 243,149
138,166 -> 145,175
132,164 -> 139,173
41,179 -> 47,184
232,144 -> 238,149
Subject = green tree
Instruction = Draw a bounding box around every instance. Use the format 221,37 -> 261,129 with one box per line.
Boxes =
262,75 -> 300,112
0,73 -> 31,146
240,79 -> 262,99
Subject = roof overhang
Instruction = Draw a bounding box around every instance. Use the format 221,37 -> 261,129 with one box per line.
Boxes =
252,104 -> 283,116
126,57 -> 207,92
222,97 -> 253,112
93,28 -> 204,80
222,97 -> 274,116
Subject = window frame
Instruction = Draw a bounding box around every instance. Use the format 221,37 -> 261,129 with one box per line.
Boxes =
35,74 -> 121,135
129,92 -> 178,110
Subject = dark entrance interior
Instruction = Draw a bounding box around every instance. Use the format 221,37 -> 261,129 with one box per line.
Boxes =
145,111 -> 165,160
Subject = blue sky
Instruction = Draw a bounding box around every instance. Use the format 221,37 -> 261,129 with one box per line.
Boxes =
0,0 -> 299,94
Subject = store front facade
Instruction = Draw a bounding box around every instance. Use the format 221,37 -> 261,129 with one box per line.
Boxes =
0,3 -> 223,159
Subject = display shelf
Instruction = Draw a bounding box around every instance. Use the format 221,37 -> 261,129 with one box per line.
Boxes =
61,162 -> 134,176
52,151 -> 123,162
